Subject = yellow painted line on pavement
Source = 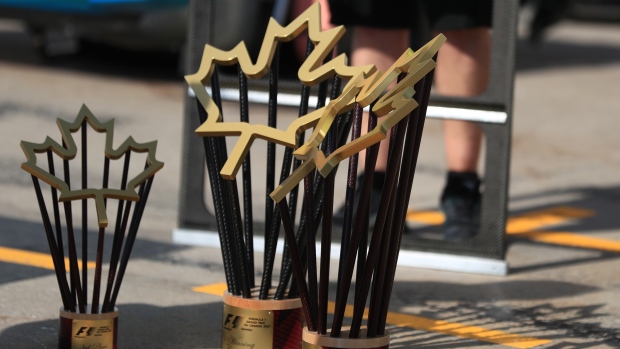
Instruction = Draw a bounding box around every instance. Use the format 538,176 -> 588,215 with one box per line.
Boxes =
192,282 -> 229,295
512,230 -> 620,252
406,206 -> 620,252
506,206 -> 595,234
502,206 -> 620,252
0,246 -> 95,270
195,283 -> 551,348
406,210 -> 444,225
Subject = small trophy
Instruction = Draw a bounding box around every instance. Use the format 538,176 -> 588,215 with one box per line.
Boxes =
21,105 -> 163,349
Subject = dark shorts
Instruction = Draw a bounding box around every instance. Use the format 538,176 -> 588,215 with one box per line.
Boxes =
328,0 -> 493,30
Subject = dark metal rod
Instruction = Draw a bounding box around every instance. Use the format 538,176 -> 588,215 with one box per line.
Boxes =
46,151 -> 67,294
61,142 -> 84,312
275,37 -> 313,297
288,38 -> 314,223
81,122 -> 88,303
103,201 -> 132,313
378,74 -> 434,334
276,176 -> 324,300
318,71 -> 342,327
225,174 -> 252,298
196,98 -> 236,294
259,145 -> 295,299
91,156 -> 110,313
349,108 -> 410,339
102,157 -> 110,206
367,72 -> 408,332
216,140 -> 242,296
331,111 -> 381,338
337,103 -> 362,292
238,64 -> 255,288
355,110 -> 378,299
109,175 -> 153,308
367,181 -> 399,336
318,119 -> 337,334
303,170 -> 319,319
274,194 -> 310,300
287,179 -> 324,300
31,176 -> 72,310
212,69 -> 251,296
370,81 -> 426,335
277,198 -> 316,331
215,137 -> 243,296
264,44 -> 279,270
316,80 -> 328,110
211,68 -> 249,296
63,202 -> 84,313
366,137 -> 397,320
276,50 -> 340,303
102,152 -> 132,312
91,226 -> 105,314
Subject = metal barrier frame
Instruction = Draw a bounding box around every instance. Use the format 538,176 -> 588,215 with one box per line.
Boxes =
174,0 -> 517,276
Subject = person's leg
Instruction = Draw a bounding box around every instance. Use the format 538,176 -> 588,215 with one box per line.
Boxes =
435,27 -> 491,240
436,27 -> 489,172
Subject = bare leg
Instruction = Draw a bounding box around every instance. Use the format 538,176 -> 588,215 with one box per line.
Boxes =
436,28 -> 490,172
352,27 -> 409,171
435,27 -> 490,240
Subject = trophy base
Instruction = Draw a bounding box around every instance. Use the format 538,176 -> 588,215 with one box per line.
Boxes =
302,327 -> 390,349
222,291 -> 304,349
59,306 -> 118,349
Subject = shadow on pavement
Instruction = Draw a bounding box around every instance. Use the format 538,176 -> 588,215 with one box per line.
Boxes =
387,295 -> 620,347
0,281 -> 615,347
509,185 -> 620,235
0,302 -> 223,349
391,280 -> 597,303
506,185 -> 620,273
0,215 -> 189,285
320,279 -> 611,347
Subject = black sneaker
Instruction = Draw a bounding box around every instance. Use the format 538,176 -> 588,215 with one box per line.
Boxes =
333,172 -> 385,229
440,171 -> 481,241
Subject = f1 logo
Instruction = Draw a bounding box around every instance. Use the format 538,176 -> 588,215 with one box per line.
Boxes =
75,327 -> 96,337
223,314 -> 244,329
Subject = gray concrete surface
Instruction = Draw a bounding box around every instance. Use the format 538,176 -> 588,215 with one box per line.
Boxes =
1,17 -> 620,348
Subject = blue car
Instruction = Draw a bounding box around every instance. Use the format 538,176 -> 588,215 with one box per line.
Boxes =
0,0 -> 188,54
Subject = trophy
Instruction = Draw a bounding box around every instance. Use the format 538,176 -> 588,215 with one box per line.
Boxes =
21,105 -> 163,349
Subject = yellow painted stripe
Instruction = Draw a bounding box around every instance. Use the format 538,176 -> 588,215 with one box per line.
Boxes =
407,206 -> 620,252
192,282 -> 228,296
506,206 -> 595,234
0,246 -> 95,270
406,206 -> 595,230
406,210 -> 444,225
503,206 -> 620,251
514,231 -> 620,252
382,309 -> 550,348
195,283 -> 550,348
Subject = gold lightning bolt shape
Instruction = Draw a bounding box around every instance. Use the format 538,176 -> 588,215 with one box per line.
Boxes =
269,34 -> 446,202
21,104 -> 164,228
185,2 -> 374,180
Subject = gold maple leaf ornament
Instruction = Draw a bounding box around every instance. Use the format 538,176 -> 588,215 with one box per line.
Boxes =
21,104 -> 164,228
187,1 -> 445,202
186,2 -> 375,180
